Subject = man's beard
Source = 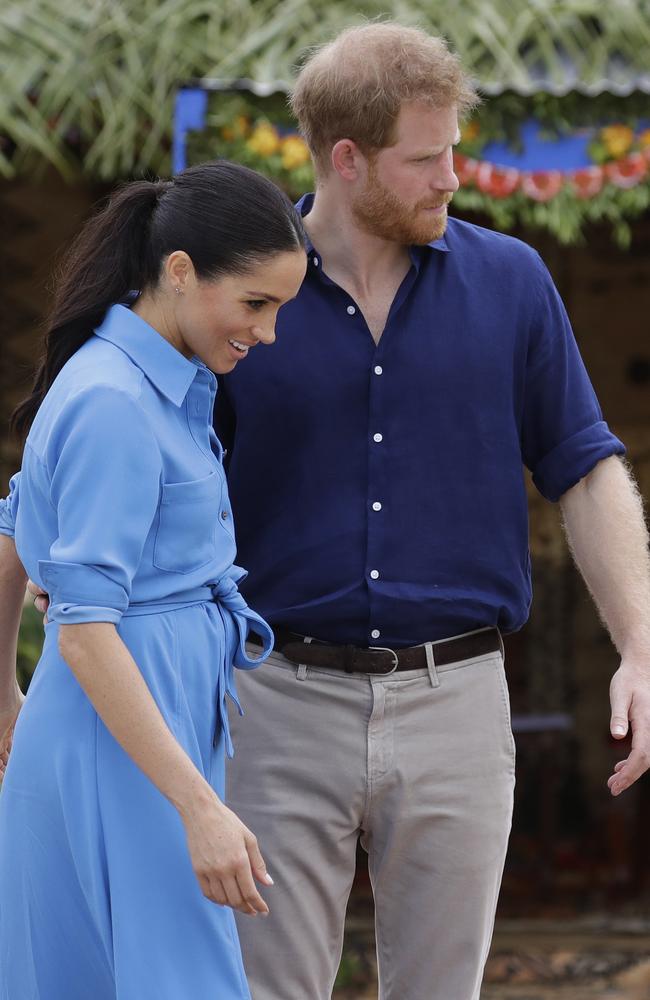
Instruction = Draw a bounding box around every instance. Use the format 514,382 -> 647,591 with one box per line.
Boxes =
352,162 -> 452,245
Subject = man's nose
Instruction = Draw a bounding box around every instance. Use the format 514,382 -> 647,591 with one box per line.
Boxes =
433,151 -> 460,194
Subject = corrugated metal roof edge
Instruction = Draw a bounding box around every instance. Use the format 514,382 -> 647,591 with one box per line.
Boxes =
182,76 -> 650,98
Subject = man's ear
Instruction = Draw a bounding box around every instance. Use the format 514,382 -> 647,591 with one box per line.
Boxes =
331,139 -> 364,181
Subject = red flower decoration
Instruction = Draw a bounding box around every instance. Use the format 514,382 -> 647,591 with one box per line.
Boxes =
453,152 -> 478,186
520,170 -> 564,202
605,152 -> 648,189
569,166 -> 604,199
475,162 -> 520,198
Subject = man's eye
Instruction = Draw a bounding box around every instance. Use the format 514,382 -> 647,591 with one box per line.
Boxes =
247,300 -> 266,310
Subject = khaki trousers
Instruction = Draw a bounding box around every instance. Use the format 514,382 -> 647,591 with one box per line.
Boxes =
226,638 -> 515,1000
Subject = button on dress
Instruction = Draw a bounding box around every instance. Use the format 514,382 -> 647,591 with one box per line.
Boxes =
0,305 -> 272,1000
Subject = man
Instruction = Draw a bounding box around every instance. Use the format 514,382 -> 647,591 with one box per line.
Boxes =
216,21 -> 650,1000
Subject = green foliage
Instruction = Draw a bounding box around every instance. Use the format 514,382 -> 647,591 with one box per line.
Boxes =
2,0 -> 650,180
187,89 -> 650,245
17,603 -> 43,691
453,181 -> 650,247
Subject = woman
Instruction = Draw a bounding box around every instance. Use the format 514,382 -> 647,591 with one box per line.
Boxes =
0,161 -> 306,999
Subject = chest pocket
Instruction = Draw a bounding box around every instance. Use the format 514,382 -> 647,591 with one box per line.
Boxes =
153,470 -> 221,574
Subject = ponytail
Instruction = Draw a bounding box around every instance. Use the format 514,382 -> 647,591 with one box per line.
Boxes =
11,161 -> 304,440
11,179 -> 169,439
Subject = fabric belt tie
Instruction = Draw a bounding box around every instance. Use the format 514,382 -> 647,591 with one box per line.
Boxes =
122,580 -> 274,758
209,578 -> 273,758
248,626 -> 501,675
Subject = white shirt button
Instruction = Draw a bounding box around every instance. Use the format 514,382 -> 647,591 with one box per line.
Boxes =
372,501 -> 382,511
373,433 -> 383,443
371,629 -> 381,640
347,305 -> 356,315
374,365 -> 383,375
313,256 -> 319,266
369,569 -> 380,579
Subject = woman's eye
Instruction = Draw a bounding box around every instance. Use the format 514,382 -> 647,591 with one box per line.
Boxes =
247,300 -> 266,311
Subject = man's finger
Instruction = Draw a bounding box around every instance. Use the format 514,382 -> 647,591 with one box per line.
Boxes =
607,748 -> 650,795
609,687 -> 631,738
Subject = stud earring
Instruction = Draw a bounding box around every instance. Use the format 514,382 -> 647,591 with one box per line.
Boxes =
174,286 -> 182,296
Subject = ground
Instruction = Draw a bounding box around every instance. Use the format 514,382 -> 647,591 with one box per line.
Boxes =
333,916 -> 650,999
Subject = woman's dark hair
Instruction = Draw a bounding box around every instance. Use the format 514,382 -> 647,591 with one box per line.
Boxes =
12,160 -> 306,438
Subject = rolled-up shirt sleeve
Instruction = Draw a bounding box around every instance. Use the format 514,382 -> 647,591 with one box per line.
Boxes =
39,384 -> 162,625
521,254 -> 625,502
0,472 -> 20,538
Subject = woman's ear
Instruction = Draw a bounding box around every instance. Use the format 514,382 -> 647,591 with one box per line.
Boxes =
164,251 -> 195,294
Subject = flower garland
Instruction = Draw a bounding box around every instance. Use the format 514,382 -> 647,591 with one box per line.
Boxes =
456,122 -> 650,202
186,93 -> 650,246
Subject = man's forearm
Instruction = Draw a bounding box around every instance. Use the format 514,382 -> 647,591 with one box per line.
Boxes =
559,455 -> 650,659
0,534 -> 27,703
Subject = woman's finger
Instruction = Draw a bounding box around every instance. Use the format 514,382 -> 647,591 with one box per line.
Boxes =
245,832 -> 274,887
221,874 -> 257,916
236,861 -> 270,916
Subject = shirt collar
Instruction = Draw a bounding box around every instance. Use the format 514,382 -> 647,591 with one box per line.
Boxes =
295,192 -> 450,255
94,304 -> 200,407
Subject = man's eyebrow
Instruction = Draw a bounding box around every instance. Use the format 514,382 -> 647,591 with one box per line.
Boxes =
244,291 -> 281,303
413,134 -> 463,156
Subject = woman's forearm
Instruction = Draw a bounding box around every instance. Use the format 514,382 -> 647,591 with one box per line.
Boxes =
0,534 -> 27,703
58,623 -> 215,817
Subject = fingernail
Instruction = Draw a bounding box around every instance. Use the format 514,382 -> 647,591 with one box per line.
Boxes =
264,873 -> 274,885
613,726 -> 626,736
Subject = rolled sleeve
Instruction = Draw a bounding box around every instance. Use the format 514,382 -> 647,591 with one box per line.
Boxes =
532,421 -> 625,502
42,385 -> 162,625
522,255 -> 625,502
38,560 -> 128,625
0,472 -> 20,538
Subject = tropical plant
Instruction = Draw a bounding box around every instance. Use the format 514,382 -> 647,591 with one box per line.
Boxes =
187,88 -> 650,245
2,0 -> 650,180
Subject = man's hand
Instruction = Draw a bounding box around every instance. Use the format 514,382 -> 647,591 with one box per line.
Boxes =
607,660 -> 650,796
560,458 -> 650,797
26,579 -> 49,620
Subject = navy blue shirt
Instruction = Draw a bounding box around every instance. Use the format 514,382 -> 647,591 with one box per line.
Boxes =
216,197 -> 624,647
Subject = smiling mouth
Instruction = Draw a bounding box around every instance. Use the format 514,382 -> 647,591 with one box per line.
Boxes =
229,339 -> 252,356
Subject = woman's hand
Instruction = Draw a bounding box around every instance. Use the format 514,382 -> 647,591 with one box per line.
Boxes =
179,787 -> 273,916
26,579 -> 49,620
0,686 -> 25,778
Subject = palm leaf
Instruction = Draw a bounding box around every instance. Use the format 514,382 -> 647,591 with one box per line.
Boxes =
1,0 -> 650,179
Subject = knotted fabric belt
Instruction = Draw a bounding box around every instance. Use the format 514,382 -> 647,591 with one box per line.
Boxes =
248,626 -> 501,675
123,579 -> 274,757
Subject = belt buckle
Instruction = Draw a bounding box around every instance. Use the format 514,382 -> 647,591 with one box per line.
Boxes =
369,646 -> 399,675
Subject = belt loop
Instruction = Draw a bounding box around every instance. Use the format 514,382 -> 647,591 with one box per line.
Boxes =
297,637 -> 313,681
424,642 -> 440,688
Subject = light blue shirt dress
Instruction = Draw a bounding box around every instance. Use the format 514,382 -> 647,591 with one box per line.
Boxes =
0,304 -> 273,1000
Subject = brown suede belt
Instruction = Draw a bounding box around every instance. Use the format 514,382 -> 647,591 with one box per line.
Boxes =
248,626 -> 501,675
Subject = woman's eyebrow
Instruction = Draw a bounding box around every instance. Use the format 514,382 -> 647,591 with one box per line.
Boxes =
244,291 -> 280,302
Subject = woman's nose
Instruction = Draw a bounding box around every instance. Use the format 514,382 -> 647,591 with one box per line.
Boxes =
252,325 -> 276,346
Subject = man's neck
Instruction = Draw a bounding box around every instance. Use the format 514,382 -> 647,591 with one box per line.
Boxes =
302,189 -> 411,299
